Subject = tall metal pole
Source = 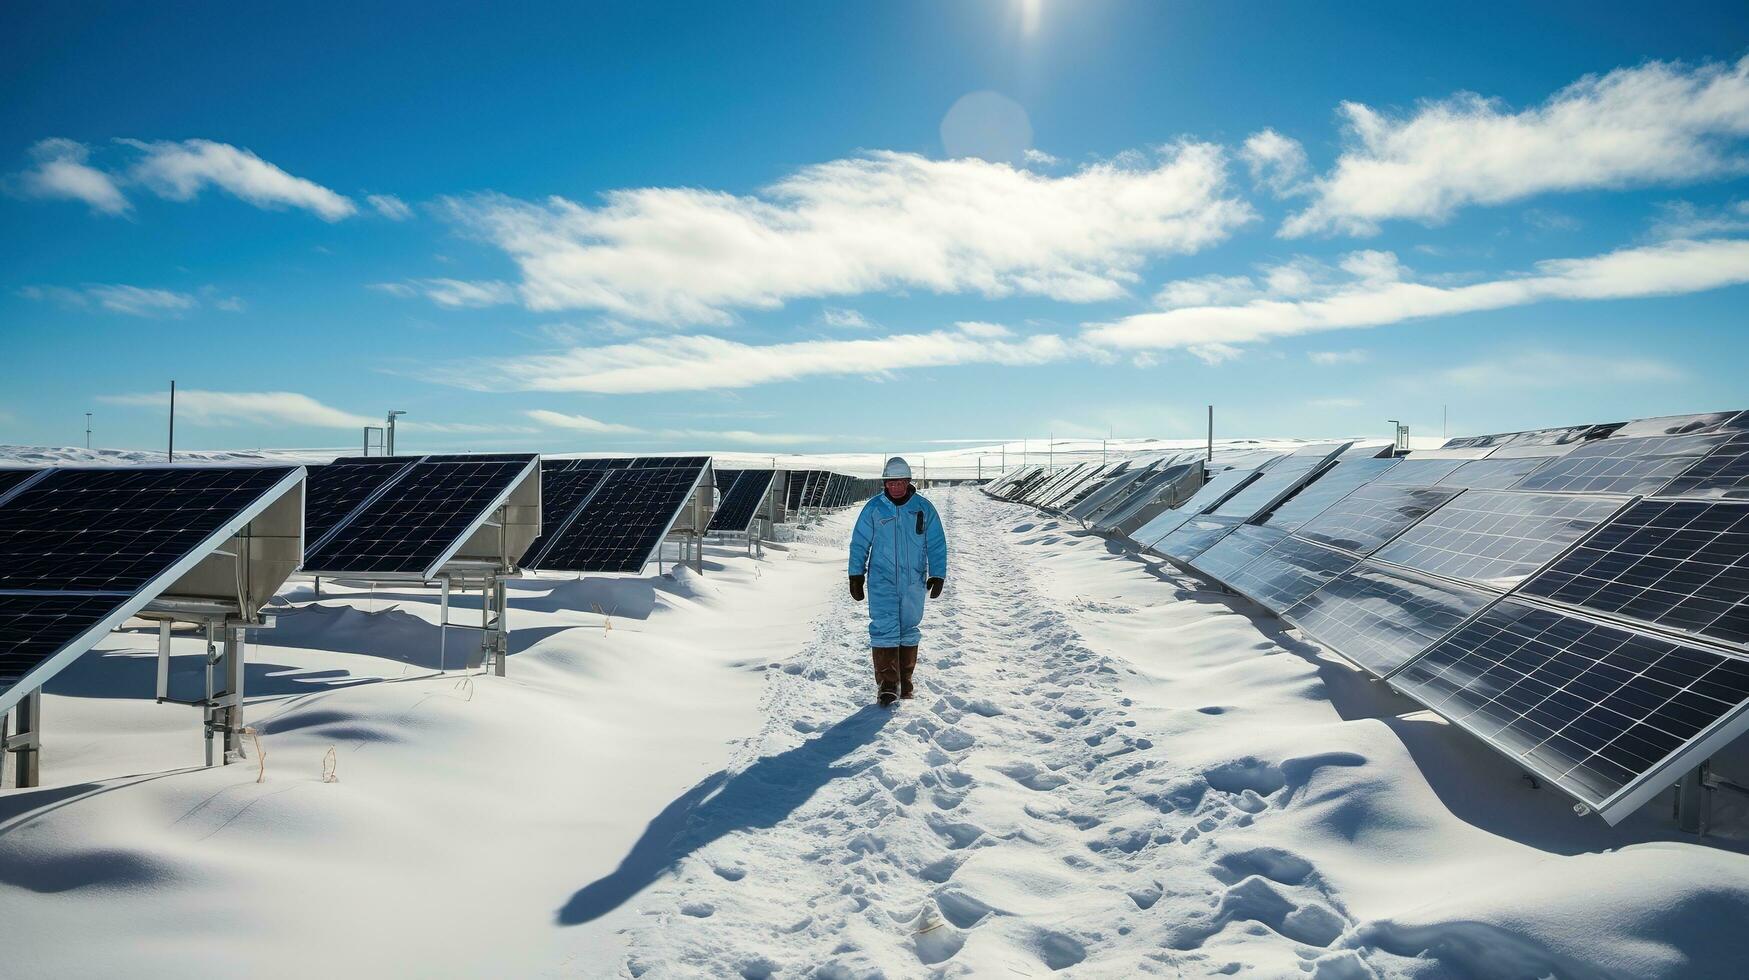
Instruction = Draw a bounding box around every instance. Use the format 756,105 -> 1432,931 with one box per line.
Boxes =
84,412 -> 92,449
1048,432 -> 1053,473
167,380 -> 176,462
1206,405 -> 1213,462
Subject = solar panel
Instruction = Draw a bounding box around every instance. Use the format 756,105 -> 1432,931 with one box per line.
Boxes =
1374,458 -> 1468,486
710,470 -> 775,532
526,459 -> 709,572
0,465 -> 303,714
1156,514 -> 1243,563
1134,463 -> 1266,548
1260,457 -> 1399,531
1390,598 -> 1749,823
1204,444 -> 1347,523
1096,461 -> 1202,532
522,466 -> 612,561
1658,421 -> 1749,500
1285,562 -> 1494,677
0,466 -> 300,592
1514,432 -> 1729,495
1069,464 -> 1152,521
1189,524 -> 1286,584
1609,411 -> 1739,439
1293,483 -> 1462,557
1435,456 -> 1551,490
1220,535 -> 1359,614
1372,490 -> 1626,590
303,456 -> 536,576
1517,499 -> 1749,650
0,469 -> 37,500
303,457 -> 414,542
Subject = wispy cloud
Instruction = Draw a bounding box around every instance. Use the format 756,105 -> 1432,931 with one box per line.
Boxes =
1240,129 -> 1308,195
1437,351 -> 1684,389
1087,237 -> 1749,352
1308,348 -> 1369,365
367,193 -> 414,220
525,409 -> 643,434
16,139 -> 130,215
441,144 -> 1253,324
1281,55 -> 1749,236
21,283 -> 199,317
1651,200 -> 1749,239
101,390 -> 375,428
440,325 -> 1076,394
374,278 -> 516,308
121,138 -> 356,220
820,307 -> 874,330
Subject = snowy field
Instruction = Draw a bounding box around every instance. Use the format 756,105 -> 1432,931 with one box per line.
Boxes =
3,486 -> 1748,977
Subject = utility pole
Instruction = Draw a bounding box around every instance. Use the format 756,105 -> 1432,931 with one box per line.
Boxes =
386,410 -> 406,456
1048,432 -> 1054,473
167,380 -> 176,462
1206,405 -> 1213,462
84,412 -> 92,449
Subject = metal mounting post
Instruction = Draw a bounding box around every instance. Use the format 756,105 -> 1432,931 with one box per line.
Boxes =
3,690 -> 43,788
221,624 -> 245,763
1675,764 -> 1708,834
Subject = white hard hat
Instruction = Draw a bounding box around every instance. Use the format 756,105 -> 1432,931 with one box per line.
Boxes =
882,456 -> 912,479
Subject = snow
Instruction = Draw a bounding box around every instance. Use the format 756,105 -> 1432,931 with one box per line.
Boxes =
3,486 -> 1748,977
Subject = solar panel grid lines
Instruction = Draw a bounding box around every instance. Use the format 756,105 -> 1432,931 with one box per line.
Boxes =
1285,561 -> 1497,678
1222,534 -> 1360,614
520,467 -> 613,567
1095,463 -> 1201,532
302,457 -> 419,548
1656,424 -> 1749,500
1371,490 -> 1629,591
1608,411 -> 1741,439
1189,524 -> 1287,584
1514,431 -> 1730,495
1374,458 -> 1468,486
1257,457 -> 1400,532
1388,597 -> 1749,822
0,464 -> 307,715
0,468 -> 47,506
1292,482 -> 1464,558
1204,446 -> 1344,522
302,456 -> 538,577
1134,465 -> 1263,549
711,470 -> 776,532
1516,498 -> 1749,651
529,459 -> 711,573
0,465 -> 303,593
1435,456 -> 1553,490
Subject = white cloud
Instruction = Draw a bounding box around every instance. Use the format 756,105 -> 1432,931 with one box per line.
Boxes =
1023,148 -> 1062,166
1154,273 -> 1258,309
820,307 -> 874,330
1240,129 -> 1308,195
373,278 -> 517,308
441,144 -> 1253,324
122,139 -> 356,221
1651,200 -> 1749,239
525,409 -> 643,434
954,320 -> 1012,338
21,283 -> 198,317
17,139 -> 129,215
1284,55 -> 1749,236
367,193 -> 414,220
1086,237 -> 1749,352
1308,348 -> 1369,365
1438,351 -> 1684,388
100,390 -> 375,428
441,328 -> 1076,394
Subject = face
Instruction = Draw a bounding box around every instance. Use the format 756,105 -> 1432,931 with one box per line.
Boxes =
884,478 -> 911,499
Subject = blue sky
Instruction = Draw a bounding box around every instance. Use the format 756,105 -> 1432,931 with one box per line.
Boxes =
4,1 -> 1748,455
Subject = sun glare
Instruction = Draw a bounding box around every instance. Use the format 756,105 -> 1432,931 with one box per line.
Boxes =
1019,0 -> 1043,37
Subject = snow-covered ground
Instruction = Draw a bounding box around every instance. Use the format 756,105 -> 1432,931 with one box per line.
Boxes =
3,487 -> 1747,977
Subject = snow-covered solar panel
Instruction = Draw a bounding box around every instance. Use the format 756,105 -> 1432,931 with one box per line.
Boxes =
1202,443 -> 1347,524
1434,456 -> 1551,490
1220,535 -> 1358,615
1292,483 -> 1461,557
1189,524 -> 1286,584
1514,432 -> 1729,496
1156,514 -> 1242,563
1259,457 -> 1399,531
1134,458 -> 1277,548
1608,411 -> 1740,440
1373,458 -> 1467,486
1390,598 -> 1749,824
1517,499 -> 1749,650
1285,562 -> 1494,677
1372,490 -> 1627,590
1657,415 -> 1749,500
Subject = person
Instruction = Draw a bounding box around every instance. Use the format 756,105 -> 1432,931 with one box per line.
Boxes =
847,457 -> 949,706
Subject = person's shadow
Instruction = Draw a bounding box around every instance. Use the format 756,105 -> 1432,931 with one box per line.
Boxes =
556,705 -> 893,926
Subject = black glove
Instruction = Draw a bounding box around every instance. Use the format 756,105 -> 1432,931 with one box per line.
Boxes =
849,575 -> 865,602
927,577 -> 944,599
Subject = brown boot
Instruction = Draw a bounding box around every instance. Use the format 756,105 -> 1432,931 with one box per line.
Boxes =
871,647 -> 900,705
899,645 -> 918,699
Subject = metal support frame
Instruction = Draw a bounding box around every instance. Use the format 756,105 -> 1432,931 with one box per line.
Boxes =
2,690 -> 43,788
1675,764 -> 1708,834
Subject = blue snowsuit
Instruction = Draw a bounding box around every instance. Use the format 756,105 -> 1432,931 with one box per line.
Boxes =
848,490 -> 949,647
